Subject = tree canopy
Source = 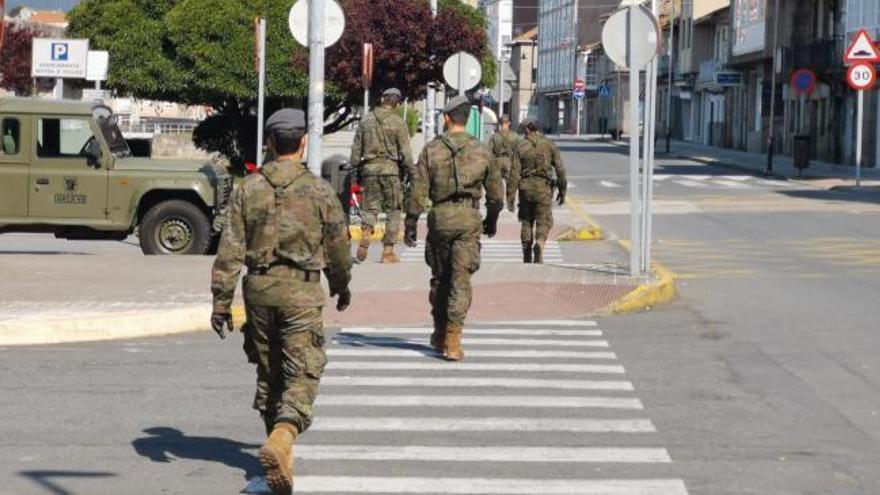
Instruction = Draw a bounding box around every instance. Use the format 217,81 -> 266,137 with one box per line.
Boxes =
0,22 -> 39,95
67,0 -> 495,164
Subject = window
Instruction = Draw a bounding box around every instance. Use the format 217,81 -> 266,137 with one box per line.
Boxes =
1,118 -> 20,155
37,118 -> 96,158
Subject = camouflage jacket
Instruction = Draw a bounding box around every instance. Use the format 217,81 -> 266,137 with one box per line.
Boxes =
406,131 -> 504,217
349,106 -> 415,177
211,160 -> 352,312
508,132 -> 567,203
488,129 -> 519,166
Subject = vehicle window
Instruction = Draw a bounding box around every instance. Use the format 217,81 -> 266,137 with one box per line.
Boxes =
1,118 -> 20,155
37,118 -> 96,158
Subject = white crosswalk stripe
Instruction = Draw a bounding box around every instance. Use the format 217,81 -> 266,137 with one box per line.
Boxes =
401,240 -> 564,264
594,174 -> 794,190
247,319 -> 688,494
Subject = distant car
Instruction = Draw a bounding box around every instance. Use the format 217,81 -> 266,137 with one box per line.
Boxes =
0,98 -> 233,255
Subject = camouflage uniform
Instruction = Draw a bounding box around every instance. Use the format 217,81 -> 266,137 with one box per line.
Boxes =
406,131 -> 504,348
508,132 -> 567,262
488,128 -> 519,180
212,159 -> 352,435
349,106 -> 414,245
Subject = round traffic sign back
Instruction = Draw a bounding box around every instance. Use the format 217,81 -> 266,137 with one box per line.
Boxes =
289,0 -> 346,48
847,62 -> 877,91
443,52 -> 482,92
790,68 -> 816,95
601,5 -> 661,70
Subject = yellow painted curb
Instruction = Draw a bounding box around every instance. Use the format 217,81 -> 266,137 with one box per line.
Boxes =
557,196 -> 605,241
605,240 -> 678,314
348,224 -> 404,242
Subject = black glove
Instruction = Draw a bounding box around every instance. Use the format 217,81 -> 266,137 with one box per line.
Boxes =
211,311 -> 233,340
557,190 -> 566,206
335,288 -> 352,312
483,202 -> 502,238
404,215 -> 419,248
482,218 -> 498,238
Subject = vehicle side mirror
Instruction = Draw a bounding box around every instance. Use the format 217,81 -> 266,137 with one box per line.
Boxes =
86,140 -> 102,168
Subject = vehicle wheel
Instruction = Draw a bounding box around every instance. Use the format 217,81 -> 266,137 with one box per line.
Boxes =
139,200 -> 212,255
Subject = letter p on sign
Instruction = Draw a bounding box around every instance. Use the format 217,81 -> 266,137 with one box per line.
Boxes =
51,43 -> 69,61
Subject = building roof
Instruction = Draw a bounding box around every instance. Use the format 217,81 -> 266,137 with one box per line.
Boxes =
0,98 -> 100,116
510,26 -> 537,45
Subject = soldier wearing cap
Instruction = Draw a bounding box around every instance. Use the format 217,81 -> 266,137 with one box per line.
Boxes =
488,115 -> 520,206
508,117 -> 567,264
404,96 -> 504,361
349,87 -> 415,264
211,108 -> 353,495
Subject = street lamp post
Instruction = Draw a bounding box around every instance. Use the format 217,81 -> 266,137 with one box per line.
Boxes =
665,0 -> 676,153
765,0 -> 781,175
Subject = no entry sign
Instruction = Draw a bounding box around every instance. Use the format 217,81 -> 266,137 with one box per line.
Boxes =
847,62 -> 876,91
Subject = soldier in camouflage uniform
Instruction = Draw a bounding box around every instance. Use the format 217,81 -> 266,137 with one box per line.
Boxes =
404,96 -> 504,361
488,115 -> 519,206
211,109 -> 352,495
349,87 -> 415,264
508,118 -> 567,264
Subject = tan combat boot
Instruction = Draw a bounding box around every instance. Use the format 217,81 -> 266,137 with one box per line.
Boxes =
430,322 -> 446,354
380,244 -> 399,264
533,243 -> 544,264
444,324 -> 465,361
356,226 -> 373,262
259,423 -> 298,495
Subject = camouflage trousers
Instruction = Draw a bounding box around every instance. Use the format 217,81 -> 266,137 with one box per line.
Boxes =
361,175 -> 402,245
244,304 -> 327,436
425,205 -> 482,328
518,186 -> 554,246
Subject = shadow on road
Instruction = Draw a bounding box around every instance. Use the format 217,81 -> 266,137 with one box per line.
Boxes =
18,470 -> 116,495
778,188 -> 880,205
334,332 -> 440,359
132,427 -> 261,480
0,251 -> 93,256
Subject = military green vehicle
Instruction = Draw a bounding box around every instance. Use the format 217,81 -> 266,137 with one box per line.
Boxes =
0,98 -> 232,255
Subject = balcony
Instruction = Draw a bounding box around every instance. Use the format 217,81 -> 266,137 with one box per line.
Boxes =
790,38 -> 845,74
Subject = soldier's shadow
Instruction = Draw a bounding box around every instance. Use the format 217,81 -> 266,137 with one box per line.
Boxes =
333,332 -> 441,359
132,427 -> 262,480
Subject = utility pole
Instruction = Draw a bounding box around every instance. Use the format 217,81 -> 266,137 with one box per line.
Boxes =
665,0 -> 675,153
307,0 -> 325,175
425,0 -> 438,142
497,1 -> 504,120
765,0 -> 781,175
256,18 -> 267,168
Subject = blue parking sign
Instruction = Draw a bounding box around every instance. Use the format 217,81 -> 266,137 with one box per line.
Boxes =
51,43 -> 69,61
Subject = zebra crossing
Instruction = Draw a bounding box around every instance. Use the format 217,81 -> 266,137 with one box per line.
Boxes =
401,240 -> 564,264
591,174 -> 794,190
246,320 -> 688,494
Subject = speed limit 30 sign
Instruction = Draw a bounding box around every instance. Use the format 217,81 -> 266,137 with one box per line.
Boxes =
847,62 -> 876,91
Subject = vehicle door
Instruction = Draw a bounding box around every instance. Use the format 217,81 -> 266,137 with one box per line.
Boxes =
28,115 -> 109,220
0,114 -> 29,220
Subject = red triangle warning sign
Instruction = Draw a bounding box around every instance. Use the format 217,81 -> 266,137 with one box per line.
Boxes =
845,29 -> 880,63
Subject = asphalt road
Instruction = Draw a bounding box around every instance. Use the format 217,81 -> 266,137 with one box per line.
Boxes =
1,140 -> 879,494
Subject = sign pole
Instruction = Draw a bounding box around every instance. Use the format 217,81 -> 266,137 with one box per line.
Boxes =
256,18 -> 267,168
307,0 -> 326,176
856,89 -> 863,188
628,12 -> 642,278
642,0 -> 660,274
425,0 -> 438,142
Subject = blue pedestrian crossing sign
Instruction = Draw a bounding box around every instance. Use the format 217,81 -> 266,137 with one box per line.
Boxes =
598,83 -> 612,98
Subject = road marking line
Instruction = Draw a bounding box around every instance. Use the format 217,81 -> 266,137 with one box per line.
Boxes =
291,477 -> 689,494
333,337 -> 611,348
296,445 -> 670,463
327,349 -> 618,359
721,175 -> 750,181
311,417 -> 656,433
674,179 -> 709,188
321,376 -> 634,391
326,361 -> 625,374
339,327 -> 603,337
713,179 -> 754,189
600,180 -> 621,188
477,319 -> 597,327
316,395 -> 643,409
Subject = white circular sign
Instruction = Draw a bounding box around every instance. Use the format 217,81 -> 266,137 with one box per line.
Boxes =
443,52 -> 482,92
847,62 -> 877,91
601,5 -> 661,70
289,0 -> 346,48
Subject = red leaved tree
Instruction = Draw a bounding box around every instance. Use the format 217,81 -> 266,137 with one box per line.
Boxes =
0,22 -> 39,95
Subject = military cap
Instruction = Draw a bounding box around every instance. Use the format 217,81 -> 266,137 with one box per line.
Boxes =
382,88 -> 403,99
443,95 -> 471,113
265,108 -> 306,133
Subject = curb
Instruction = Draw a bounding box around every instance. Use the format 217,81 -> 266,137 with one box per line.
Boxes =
0,305 -> 210,346
557,196 -> 605,241
602,240 -> 677,315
